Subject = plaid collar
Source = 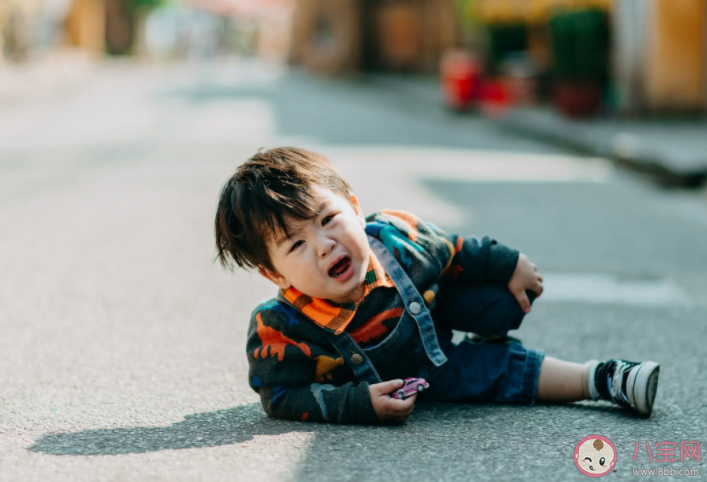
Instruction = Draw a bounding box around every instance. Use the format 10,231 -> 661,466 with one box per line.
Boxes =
281,250 -> 395,335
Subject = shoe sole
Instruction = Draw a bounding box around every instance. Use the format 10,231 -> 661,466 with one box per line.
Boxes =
627,361 -> 660,416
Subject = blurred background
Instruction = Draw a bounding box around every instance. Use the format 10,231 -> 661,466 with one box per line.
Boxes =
0,0 -> 707,112
2,0 -> 707,185
3,0 -> 707,115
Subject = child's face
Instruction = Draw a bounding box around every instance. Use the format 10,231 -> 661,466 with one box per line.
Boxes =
259,185 -> 370,305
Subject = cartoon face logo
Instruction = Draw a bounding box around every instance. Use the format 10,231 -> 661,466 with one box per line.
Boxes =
574,435 -> 616,477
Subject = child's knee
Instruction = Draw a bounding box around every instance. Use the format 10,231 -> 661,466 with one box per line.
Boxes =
494,288 -> 531,333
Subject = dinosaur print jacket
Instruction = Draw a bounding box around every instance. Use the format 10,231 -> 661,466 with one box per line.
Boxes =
246,209 -> 520,424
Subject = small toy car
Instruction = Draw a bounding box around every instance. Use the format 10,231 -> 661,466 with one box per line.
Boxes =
389,377 -> 429,400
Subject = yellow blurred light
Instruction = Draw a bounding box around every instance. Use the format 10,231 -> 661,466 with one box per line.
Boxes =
475,0 -> 609,25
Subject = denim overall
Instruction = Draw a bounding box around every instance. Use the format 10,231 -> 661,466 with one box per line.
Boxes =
285,235 -> 545,404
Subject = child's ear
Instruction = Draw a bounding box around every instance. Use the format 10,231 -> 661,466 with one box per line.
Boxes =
350,192 -> 365,227
258,266 -> 291,290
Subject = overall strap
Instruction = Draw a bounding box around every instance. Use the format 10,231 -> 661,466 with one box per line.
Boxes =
367,235 -> 448,367
273,232 -> 447,385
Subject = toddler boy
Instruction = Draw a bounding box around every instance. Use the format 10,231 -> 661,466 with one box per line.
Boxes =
214,147 -> 660,424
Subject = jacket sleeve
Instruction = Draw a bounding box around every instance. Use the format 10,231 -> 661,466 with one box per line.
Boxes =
246,306 -> 380,425
256,382 -> 378,425
426,221 -> 520,286
367,209 -> 520,286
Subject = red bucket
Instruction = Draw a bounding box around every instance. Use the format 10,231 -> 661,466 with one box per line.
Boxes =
440,50 -> 482,111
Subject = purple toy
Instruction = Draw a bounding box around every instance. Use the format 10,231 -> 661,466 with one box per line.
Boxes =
389,377 -> 429,399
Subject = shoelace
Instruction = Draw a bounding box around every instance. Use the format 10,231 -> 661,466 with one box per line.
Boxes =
609,360 -> 637,408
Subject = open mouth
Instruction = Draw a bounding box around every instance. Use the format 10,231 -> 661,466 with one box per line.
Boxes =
328,257 -> 351,278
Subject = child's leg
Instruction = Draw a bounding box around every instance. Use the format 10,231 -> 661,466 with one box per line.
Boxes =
537,356 -> 660,417
420,333 -> 544,405
430,282 -> 660,416
536,356 -> 588,402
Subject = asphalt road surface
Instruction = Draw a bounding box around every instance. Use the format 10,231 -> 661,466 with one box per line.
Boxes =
1,58 -> 705,481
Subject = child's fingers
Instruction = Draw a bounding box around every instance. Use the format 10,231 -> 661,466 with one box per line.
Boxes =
371,379 -> 404,396
370,380 -> 419,421
386,394 -> 417,419
514,290 -> 531,313
534,280 -> 544,297
387,394 -> 415,411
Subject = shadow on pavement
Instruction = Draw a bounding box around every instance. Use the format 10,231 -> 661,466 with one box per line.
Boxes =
28,401 -> 491,456
28,398 -> 637,458
29,403 -> 288,456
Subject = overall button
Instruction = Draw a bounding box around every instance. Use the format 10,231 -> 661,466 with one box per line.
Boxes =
351,354 -> 363,365
409,301 -> 422,315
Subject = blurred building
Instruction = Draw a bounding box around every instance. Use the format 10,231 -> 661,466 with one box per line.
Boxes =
181,0 -> 294,60
2,0 -> 705,118
464,0 -> 707,117
64,0 -> 105,56
283,0 -> 707,117
0,0 -> 44,61
289,0 -> 458,76
614,0 -> 707,115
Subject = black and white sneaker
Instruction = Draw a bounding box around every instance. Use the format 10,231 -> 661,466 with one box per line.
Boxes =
591,359 -> 660,417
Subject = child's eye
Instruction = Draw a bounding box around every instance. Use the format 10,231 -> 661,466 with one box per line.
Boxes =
290,240 -> 303,252
322,214 -> 335,226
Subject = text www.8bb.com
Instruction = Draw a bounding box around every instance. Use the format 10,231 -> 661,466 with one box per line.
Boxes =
632,468 -> 700,477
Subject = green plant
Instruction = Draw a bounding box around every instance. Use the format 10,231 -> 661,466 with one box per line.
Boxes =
549,8 -> 609,81
128,0 -> 166,14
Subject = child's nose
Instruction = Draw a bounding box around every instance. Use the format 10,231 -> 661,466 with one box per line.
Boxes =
317,236 -> 336,257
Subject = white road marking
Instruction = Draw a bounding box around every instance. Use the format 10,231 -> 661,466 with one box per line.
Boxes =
538,273 -> 692,307
449,274 -> 692,344
314,145 -> 613,227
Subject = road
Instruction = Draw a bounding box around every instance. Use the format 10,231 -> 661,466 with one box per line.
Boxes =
1,57 -> 705,481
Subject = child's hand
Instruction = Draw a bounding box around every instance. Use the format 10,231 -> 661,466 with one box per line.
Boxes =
369,379 -> 417,423
508,253 -> 544,313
